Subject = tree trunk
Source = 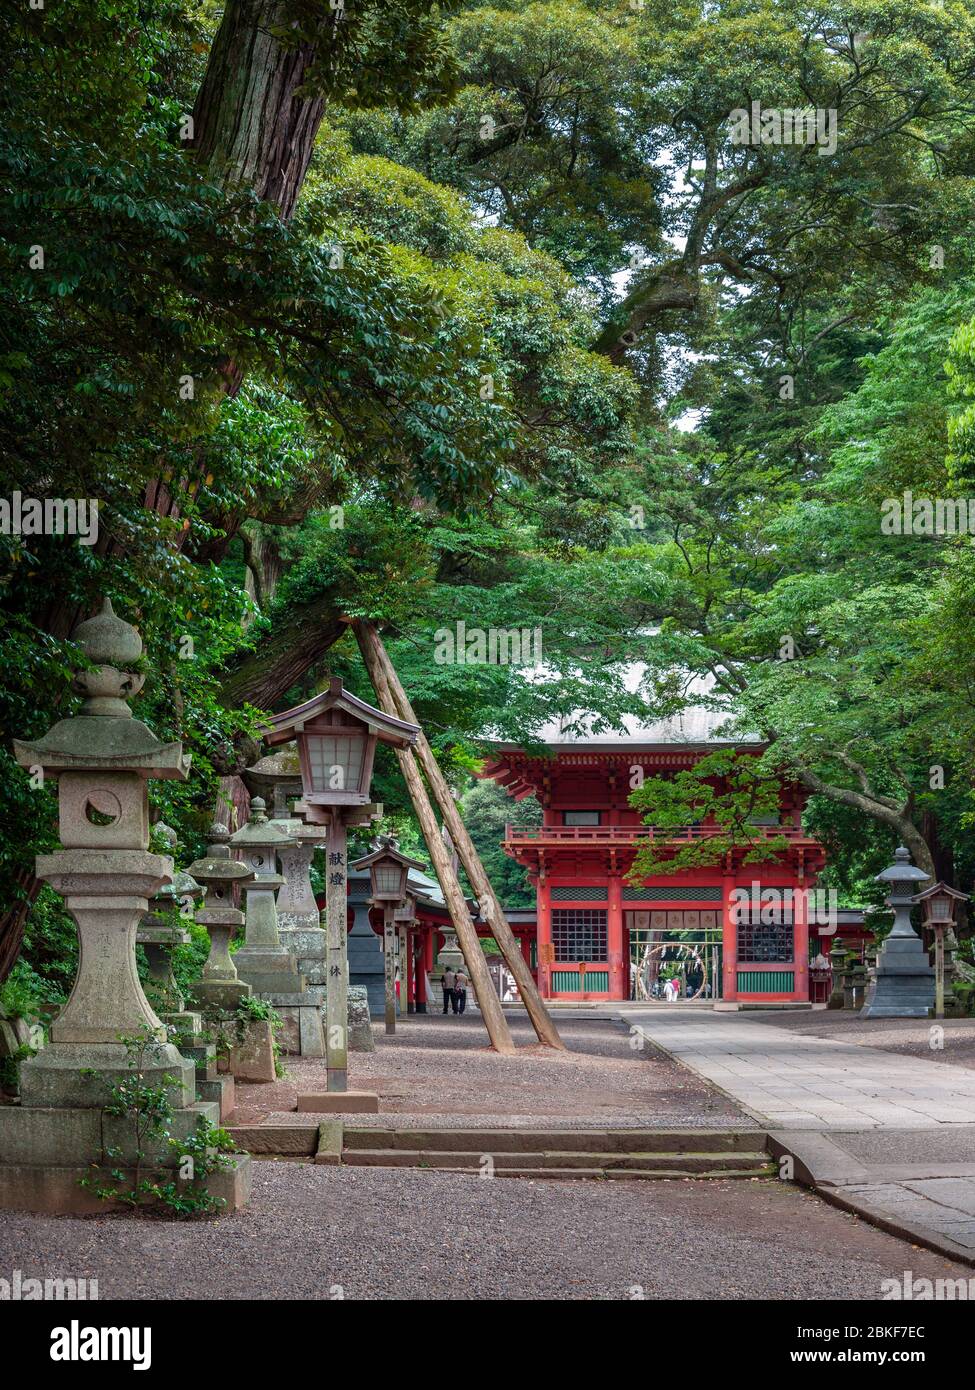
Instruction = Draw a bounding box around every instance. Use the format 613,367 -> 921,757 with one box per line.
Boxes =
0,871 -> 42,986
356,619 -> 565,1050
191,0 -> 329,223
218,599 -> 345,710
795,767 -> 935,879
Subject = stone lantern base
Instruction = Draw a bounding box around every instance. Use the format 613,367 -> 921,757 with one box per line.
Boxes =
862,935 -> 935,1018
0,1046 -> 251,1215
277,927 -> 375,1053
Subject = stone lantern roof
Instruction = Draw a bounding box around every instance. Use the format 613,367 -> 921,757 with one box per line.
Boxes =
149,823 -> 202,906
243,745 -> 303,817
876,845 -> 930,887
187,823 -> 254,895
230,797 -> 294,889
230,797 -> 295,853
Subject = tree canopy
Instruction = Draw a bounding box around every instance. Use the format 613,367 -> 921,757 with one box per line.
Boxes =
5,0 -> 975,991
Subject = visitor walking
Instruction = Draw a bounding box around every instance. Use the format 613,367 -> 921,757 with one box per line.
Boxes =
454,967 -> 468,1015
441,967 -> 456,1015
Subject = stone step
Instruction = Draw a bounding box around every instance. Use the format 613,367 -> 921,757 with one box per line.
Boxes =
341,1127 -> 762,1156
197,1075 -> 235,1123
480,1166 -> 771,1181
342,1148 -> 771,1174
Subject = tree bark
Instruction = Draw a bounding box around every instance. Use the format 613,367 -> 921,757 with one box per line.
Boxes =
794,765 -> 935,880
0,871 -> 42,987
191,0 -> 330,223
218,597 -> 345,709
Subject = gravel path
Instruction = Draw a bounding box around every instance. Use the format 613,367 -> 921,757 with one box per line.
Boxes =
231,1013 -> 753,1129
0,1164 -> 966,1300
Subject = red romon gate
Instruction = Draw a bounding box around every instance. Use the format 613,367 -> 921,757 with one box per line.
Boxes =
628,913 -> 724,1002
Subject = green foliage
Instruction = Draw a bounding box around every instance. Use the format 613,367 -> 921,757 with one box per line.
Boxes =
8,0 -> 975,1003
459,779 -> 540,907
198,996 -> 286,1076
629,748 -> 790,878
79,1030 -> 238,1217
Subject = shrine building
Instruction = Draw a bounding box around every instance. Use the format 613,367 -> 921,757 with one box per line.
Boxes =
481,688 -> 833,1006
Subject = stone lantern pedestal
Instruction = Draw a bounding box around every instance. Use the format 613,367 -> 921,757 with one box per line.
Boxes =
231,798 -> 327,1058
187,825 -> 275,1084
0,599 -> 250,1213
244,751 -> 337,1050
136,824 -> 202,1035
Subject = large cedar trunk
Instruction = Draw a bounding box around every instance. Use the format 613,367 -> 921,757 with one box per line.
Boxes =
219,600 -> 346,709
0,872 -> 42,987
191,0 -> 329,223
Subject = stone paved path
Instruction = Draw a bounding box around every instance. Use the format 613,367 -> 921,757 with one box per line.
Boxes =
618,1007 -> 975,1261
626,1009 -> 975,1129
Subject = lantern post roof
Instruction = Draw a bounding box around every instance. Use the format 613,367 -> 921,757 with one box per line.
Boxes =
913,880 -> 971,904
261,677 -> 419,749
351,843 -> 428,875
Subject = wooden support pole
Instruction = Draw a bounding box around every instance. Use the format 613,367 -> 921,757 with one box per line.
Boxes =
355,627 -> 516,1056
356,621 -> 564,1050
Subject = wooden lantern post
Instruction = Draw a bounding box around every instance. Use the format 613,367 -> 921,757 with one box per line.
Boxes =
352,840 -> 424,1037
396,896 -> 416,1018
261,679 -> 419,1089
913,881 -> 970,1021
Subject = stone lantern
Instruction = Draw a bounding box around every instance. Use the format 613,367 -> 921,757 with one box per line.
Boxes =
244,746 -> 327,931
862,846 -> 934,1018
244,745 -> 303,820
230,798 -> 301,992
229,798 -> 326,1057
187,823 -> 254,1013
12,599 -> 190,1071
136,822 -> 201,1028
1,598 -> 250,1212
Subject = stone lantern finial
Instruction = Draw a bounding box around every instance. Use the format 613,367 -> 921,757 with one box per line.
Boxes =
72,597 -> 146,716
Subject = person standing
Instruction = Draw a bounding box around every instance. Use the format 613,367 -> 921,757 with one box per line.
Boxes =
441,966 -> 456,1015
454,967 -> 468,1015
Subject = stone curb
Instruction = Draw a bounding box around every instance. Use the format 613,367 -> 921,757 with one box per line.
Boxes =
767,1130 -> 975,1269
